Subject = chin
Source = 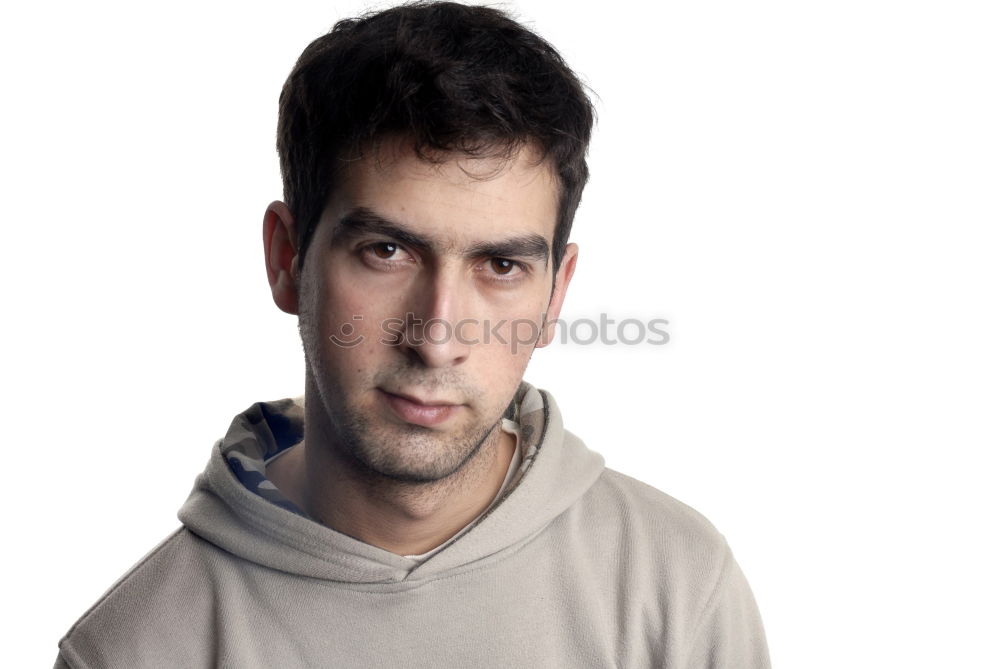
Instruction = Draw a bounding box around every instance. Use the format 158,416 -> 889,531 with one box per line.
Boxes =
339,414 -> 497,484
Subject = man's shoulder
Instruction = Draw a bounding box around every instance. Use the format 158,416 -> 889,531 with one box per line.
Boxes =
564,466 -> 734,581
589,466 -> 726,545
552,467 -> 755,647
569,469 -> 770,667
55,527 -> 239,668
62,527 -> 192,629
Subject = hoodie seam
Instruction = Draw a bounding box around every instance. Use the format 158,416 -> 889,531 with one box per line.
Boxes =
56,646 -> 86,669
307,515 -> 553,593
680,540 -> 734,667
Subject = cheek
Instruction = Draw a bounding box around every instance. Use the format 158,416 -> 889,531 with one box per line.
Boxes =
314,265 -> 391,333
301,268 -> 382,369
475,310 -> 546,371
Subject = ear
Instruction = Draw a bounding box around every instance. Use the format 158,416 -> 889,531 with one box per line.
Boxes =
536,243 -> 578,348
263,201 -> 300,315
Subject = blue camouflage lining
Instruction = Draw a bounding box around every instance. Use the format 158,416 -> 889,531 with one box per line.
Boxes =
223,398 -> 309,517
223,387 -> 547,518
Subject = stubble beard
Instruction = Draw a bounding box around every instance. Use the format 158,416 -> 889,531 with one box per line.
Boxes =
324,402 -> 500,484
299,302 -> 509,486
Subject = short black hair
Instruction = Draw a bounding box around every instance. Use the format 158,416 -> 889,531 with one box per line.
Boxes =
277,1 -> 595,272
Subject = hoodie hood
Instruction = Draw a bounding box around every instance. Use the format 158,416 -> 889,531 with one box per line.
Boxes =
178,382 -> 605,584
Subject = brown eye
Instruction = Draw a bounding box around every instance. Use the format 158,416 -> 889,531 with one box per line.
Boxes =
490,258 -> 515,274
371,242 -> 397,259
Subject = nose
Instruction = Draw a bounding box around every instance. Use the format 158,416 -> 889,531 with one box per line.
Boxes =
400,270 -> 472,368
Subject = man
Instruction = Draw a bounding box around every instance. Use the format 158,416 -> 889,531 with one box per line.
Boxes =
55,3 -> 769,667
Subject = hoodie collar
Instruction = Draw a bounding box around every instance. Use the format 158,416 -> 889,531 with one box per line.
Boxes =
178,381 -> 604,585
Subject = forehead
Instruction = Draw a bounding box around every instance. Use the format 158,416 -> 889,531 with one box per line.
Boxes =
327,139 -> 561,247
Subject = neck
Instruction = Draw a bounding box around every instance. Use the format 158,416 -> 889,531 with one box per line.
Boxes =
266,394 -> 516,557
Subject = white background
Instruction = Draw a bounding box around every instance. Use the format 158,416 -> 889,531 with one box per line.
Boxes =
3,1 -> 998,666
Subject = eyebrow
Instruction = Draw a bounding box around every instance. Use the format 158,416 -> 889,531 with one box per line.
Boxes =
335,207 -> 551,266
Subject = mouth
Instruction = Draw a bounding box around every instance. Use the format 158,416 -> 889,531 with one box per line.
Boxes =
377,388 -> 464,428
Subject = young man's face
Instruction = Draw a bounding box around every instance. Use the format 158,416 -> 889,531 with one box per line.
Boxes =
293,139 -> 577,483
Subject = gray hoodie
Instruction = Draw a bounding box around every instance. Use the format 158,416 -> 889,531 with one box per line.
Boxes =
54,383 -> 770,668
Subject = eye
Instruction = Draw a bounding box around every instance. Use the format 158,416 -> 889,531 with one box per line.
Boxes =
490,258 -> 518,275
358,241 -> 415,271
480,257 -> 528,283
370,242 -> 400,259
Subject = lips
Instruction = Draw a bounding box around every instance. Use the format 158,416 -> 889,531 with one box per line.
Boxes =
378,389 -> 463,428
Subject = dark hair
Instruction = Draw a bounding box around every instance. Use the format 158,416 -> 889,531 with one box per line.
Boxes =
277,1 -> 595,273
